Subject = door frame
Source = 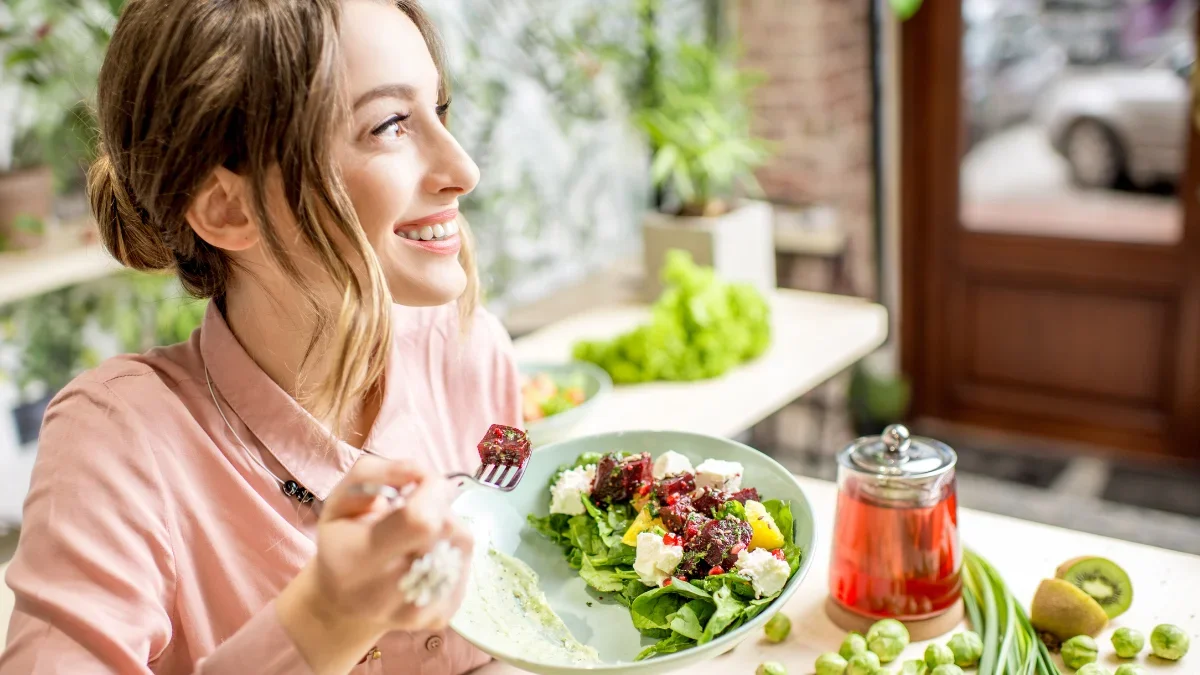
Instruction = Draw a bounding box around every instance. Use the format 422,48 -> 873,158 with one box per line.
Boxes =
899,3 -> 1200,458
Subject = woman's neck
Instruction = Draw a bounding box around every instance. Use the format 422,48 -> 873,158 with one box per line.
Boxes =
220,283 -> 380,448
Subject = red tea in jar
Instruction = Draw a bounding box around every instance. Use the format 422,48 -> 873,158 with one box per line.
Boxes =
828,425 -> 962,621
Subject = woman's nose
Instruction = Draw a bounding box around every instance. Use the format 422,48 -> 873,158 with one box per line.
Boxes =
422,126 -> 480,197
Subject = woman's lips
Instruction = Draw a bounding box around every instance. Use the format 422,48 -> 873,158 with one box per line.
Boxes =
394,209 -> 461,255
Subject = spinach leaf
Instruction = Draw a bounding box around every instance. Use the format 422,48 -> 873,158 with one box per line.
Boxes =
698,585 -> 747,644
580,555 -> 639,593
526,513 -> 572,546
616,578 -> 651,607
630,581 -> 712,638
635,633 -> 694,661
589,541 -> 636,567
566,514 -> 606,557
699,573 -> 757,599
669,599 -> 714,641
743,595 -> 778,622
715,500 -> 747,521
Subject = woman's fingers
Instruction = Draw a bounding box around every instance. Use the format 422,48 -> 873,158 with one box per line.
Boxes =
369,476 -> 455,555
323,457 -> 428,522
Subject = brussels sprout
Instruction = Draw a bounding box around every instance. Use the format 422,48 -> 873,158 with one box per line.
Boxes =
814,652 -> 848,675
924,643 -> 955,668
1061,635 -> 1099,670
930,666 -> 965,675
1110,627 -> 1145,658
898,659 -> 928,675
756,662 -> 787,675
1114,665 -> 1147,675
1150,624 -> 1190,660
840,632 -> 869,660
947,631 -> 984,667
845,651 -> 882,675
866,618 -> 910,663
1075,665 -> 1110,675
764,613 -> 792,643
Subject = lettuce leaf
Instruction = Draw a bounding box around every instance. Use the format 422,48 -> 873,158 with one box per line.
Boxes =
635,633 -> 694,661
630,580 -> 712,638
698,585 -> 746,644
580,555 -> 639,593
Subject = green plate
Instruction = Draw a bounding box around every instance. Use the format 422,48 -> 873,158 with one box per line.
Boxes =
450,430 -> 817,674
518,361 -> 613,447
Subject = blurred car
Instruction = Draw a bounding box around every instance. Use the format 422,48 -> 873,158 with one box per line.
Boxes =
1040,39 -> 1194,189
964,6 -> 1068,149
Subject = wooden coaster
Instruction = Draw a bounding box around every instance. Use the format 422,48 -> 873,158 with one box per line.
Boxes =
824,596 -> 966,642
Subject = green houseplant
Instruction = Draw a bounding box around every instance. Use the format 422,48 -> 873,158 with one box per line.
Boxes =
636,37 -> 777,301
0,0 -> 118,251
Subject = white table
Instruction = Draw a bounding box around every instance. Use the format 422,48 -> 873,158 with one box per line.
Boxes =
512,289 -> 890,439
478,476 -> 1200,674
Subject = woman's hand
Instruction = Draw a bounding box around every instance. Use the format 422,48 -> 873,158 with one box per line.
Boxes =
276,457 -> 473,675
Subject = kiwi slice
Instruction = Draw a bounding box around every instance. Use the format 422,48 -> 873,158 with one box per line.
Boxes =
1056,556 -> 1133,619
1030,578 -> 1109,640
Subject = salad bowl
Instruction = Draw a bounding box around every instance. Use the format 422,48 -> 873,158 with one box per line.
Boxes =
450,430 -> 817,675
518,361 -> 613,447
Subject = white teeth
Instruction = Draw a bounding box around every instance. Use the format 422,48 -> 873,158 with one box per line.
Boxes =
398,219 -> 458,241
419,225 -> 434,241
407,230 -> 422,240
433,223 -> 445,238
445,219 -> 459,235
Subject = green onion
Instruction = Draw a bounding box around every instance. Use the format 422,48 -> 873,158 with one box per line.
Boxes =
963,549 -> 1061,675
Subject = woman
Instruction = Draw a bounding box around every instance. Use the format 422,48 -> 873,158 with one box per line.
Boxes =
0,0 -> 520,673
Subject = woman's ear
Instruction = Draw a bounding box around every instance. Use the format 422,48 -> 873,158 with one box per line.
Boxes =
185,166 -> 259,252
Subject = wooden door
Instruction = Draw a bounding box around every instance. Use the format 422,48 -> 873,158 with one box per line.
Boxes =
900,0 -> 1200,458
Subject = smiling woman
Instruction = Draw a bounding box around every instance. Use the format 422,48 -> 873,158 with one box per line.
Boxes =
0,2 -> 523,675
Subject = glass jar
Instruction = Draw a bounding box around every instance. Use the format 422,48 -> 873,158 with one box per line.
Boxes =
828,424 -> 962,620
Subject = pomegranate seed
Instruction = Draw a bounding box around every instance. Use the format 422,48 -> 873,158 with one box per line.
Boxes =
772,549 -> 786,561
663,533 -> 680,546
666,493 -> 679,505
730,543 -> 746,556
638,484 -> 651,497
709,566 -> 725,576
677,576 -> 687,584
662,577 -> 673,586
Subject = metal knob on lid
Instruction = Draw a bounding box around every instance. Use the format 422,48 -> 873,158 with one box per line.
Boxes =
883,424 -> 911,457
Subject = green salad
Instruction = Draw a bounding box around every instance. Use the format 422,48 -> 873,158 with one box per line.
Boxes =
527,450 -> 802,660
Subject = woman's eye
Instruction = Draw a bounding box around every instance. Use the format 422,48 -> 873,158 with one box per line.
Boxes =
371,113 -> 410,138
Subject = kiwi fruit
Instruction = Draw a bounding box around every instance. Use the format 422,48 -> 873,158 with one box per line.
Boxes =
1030,578 -> 1109,640
1055,556 -> 1133,619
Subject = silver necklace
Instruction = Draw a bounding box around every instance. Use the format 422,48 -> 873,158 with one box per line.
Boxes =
205,365 -> 317,505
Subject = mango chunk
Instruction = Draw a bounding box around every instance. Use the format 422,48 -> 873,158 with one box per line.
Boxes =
621,506 -> 664,547
745,500 -> 785,551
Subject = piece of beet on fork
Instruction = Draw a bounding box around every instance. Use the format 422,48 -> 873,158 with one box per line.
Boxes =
476,424 -> 531,466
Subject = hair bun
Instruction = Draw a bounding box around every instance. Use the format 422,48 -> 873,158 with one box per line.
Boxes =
87,153 -> 173,271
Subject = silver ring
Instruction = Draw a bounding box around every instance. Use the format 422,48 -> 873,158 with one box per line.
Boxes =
397,540 -> 462,607
350,482 -> 411,509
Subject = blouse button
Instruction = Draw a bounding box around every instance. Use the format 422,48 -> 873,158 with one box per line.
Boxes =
371,649 -> 382,660
425,635 -> 443,652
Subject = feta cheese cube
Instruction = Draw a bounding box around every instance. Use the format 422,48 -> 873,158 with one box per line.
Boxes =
652,451 -> 694,479
734,548 -> 791,598
549,465 -> 596,515
695,459 -> 744,492
633,532 -> 684,587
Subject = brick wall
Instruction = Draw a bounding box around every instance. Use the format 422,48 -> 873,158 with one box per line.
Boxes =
735,0 -> 878,299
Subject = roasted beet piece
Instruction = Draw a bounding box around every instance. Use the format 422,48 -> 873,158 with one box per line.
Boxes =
656,473 -> 696,502
687,516 -> 752,571
659,495 -> 696,534
692,487 -> 729,517
476,424 -> 531,466
682,512 -> 711,542
590,452 -> 653,503
728,487 -> 760,504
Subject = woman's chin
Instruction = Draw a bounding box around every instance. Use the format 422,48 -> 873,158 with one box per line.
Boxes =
384,268 -> 467,308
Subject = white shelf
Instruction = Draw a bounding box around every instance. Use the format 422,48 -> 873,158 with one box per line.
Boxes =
0,227 -> 123,305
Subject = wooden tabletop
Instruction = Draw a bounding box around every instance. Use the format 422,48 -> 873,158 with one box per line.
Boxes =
478,476 -> 1200,674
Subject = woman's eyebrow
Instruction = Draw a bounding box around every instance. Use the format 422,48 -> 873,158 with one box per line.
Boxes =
352,83 -> 417,111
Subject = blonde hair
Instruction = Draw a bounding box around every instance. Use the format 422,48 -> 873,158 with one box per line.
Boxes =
88,0 -> 478,436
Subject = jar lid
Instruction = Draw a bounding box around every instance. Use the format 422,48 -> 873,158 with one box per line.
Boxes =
839,424 -> 956,479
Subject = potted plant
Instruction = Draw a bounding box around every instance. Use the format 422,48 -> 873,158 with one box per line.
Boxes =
635,39 -> 776,300
0,0 -> 116,251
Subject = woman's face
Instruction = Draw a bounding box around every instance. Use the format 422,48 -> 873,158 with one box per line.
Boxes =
333,0 -> 480,307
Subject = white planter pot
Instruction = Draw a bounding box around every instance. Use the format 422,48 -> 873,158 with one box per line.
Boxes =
641,200 -> 777,301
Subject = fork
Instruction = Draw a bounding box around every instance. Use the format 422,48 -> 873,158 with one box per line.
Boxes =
352,457 -> 528,508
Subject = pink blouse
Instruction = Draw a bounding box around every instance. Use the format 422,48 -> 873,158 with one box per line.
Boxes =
0,301 -> 522,674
